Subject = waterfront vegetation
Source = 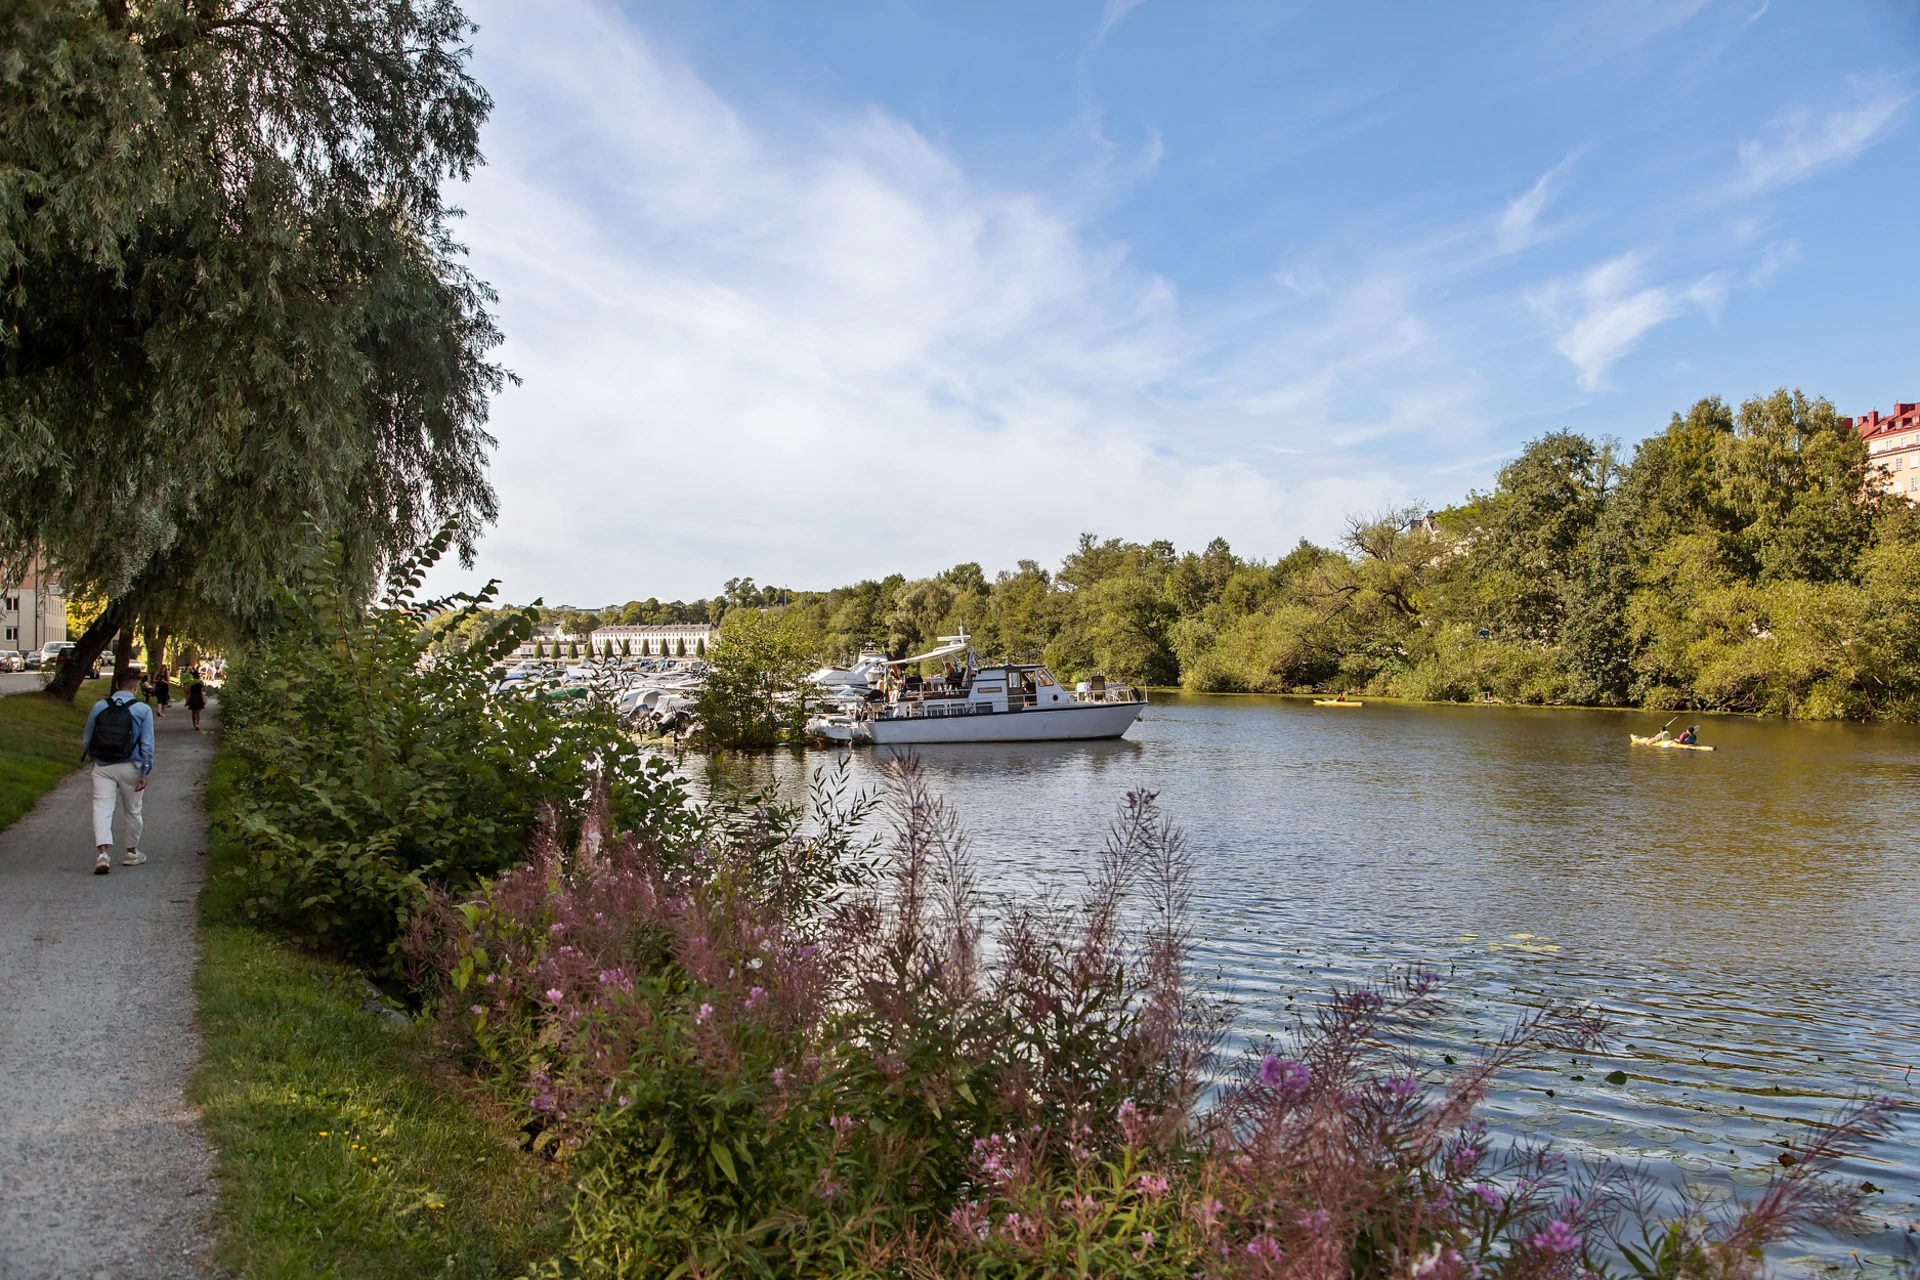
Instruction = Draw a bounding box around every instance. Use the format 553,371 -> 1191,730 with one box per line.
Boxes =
196,538 -> 1900,1277
193,754 -> 572,1278
520,390 -> 1919,722
0,676 -> 107,832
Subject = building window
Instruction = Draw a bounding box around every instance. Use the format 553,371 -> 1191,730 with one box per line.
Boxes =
1,596 -> 16,612
4,627 -> 15,641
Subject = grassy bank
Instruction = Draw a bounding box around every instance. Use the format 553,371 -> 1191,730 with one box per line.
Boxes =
0,679 -> 109,833
192,751 -> 572,1278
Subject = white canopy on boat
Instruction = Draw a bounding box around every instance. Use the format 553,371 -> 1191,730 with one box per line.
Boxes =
888,635 -> 972,667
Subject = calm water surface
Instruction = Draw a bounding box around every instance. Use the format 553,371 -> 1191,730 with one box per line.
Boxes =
687,695 -> 1920,1272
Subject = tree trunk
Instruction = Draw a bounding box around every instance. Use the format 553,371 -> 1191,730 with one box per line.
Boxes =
113,622 -> 137,689
42,609 -> 121,704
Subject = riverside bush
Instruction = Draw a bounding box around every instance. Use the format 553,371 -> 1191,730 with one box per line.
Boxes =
218,529 -> 692,970
409,759 -> 1896,1278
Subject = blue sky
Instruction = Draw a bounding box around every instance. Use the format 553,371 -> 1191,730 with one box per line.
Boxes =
445,0 -> 1918,606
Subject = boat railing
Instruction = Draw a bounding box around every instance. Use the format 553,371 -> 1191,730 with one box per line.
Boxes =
1070,685 -> 1142,703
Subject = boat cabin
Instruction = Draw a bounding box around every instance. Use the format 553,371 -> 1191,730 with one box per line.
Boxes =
873,635 -> 1132,722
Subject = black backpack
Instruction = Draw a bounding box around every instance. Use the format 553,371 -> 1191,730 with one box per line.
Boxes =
88,698 -> 137,764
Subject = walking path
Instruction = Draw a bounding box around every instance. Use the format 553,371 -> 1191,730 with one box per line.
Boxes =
0,705 -> 218,1278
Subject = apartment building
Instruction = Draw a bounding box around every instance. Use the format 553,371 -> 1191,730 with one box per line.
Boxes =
1848,402 -> 1920,497
1,555 -> 68,652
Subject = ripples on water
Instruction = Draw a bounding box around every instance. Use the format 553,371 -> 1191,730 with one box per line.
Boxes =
684,695 -> 1920,1272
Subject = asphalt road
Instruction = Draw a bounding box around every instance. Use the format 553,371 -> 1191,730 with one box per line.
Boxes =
0,706 -> 217,1278
0,671 -> 48,696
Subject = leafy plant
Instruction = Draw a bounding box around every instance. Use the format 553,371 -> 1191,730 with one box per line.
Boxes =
217,526 -> 690,971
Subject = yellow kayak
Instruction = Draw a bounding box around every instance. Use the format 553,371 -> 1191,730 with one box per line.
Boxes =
1314,698 -> 1363,707
1630,734 -> 1714,751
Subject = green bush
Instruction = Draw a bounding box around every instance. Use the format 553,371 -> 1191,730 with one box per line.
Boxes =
217,530 -> 691,971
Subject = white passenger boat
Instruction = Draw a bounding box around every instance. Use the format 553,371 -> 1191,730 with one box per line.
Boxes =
806,634 -> 1145,745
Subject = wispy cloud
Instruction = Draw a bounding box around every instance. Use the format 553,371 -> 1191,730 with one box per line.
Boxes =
1097,0 -> 1147,41
1497,148 -> 1585,252
1530,254 -> 1725,391
1733,81 -> 1911,194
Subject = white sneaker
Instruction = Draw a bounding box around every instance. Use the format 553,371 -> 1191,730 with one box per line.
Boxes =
93,853 -> 111,875
122,849 -> 147,866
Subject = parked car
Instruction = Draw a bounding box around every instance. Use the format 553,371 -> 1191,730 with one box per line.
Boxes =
21,650 -> 42,670
0,650 -> 22,672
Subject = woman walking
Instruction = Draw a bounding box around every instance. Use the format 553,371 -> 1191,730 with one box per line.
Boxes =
185,669 -> 208,732
152,665 -> 172,718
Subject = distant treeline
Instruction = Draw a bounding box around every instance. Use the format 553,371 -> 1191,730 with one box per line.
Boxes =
494,390 -> 1917,720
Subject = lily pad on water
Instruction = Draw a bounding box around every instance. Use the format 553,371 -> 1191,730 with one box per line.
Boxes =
1673,1155 -> 1714,1172
1729,1168 -> 1773,1187
1637,1127 -> 1682,1144
1683,1182 -> 1733,1204
1862,1256 -> 1906,1268
1837,1215 -> 1884,1237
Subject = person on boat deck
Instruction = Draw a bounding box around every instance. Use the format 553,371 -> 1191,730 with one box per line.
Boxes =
1678,725 -> 1699,745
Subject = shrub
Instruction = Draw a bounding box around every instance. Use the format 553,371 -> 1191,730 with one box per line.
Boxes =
408,758 -> 1897,1278
217,529 -> 691,971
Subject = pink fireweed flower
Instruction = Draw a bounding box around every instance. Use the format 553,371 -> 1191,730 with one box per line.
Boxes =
1139,1229 -> 1155,1249
544,988 -> 564,1003
1260,1055 -> 1311,1092
771,1067 -> 786,1086
1382,1075 -> 1420,1099
1532,1221 -> 1580,1255
469,1004 -> 485,1016
1472,1183 -> 1503,1210
830,1114 -> 855,1139
695,1003 -> 713,1023
1297,1208 -> 1332,1235
745,986 -> 766,1009
617,1095 -> 631,1106
1136,1172 -> 1170,1199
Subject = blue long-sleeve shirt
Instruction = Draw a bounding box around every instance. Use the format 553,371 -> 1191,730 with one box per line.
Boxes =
82,692 -> 155,776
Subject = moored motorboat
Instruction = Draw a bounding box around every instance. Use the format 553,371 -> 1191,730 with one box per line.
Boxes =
805,634 -> 1144,745
1313,698 -> 1363,707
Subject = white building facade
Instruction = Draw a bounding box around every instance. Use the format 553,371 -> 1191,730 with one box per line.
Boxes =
587,623 -> 719,658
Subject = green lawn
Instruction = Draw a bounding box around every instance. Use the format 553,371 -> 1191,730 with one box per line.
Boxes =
0,679 -> 109,833
193,752 -> 573,1278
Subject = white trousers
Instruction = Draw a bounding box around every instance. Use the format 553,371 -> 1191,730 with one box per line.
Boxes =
91,762 -> 145,850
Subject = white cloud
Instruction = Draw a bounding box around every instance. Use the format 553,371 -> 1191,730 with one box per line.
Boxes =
1734,83 -> 1911,195
1497,149 -> 1584,252
1530,254 -> 1724,391
1097,0 -> 1147,41
451,0 -> 1441,602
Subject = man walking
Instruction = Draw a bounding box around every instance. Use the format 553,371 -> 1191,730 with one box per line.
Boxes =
81,671 -> 155,874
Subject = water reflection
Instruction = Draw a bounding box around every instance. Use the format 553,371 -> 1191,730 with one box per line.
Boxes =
682,694 -> 1920,1271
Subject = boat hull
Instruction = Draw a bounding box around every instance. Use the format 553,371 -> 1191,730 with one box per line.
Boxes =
860,700 -> 1144,745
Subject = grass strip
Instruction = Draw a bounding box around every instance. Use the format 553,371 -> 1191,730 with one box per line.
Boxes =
193,751 -> 573,1278
0,679 -> 109,833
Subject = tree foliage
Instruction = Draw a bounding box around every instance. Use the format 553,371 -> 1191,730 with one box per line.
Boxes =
604,389 -> 1915,720
3,0 -> 503,691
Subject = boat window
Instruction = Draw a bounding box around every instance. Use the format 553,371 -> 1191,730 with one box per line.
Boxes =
1037,672 -> 1054,686
976,702 -> 993,714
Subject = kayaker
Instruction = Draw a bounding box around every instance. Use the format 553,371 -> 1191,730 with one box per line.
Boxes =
1678,725 -> 1699,745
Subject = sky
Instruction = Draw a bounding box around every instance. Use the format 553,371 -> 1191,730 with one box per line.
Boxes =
439,0 -> 1920,607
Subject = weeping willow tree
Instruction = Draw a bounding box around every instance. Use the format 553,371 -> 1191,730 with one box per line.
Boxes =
1,0 -> 504,700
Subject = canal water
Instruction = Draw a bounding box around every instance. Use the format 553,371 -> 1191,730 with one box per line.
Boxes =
689,694 -> 1920,1273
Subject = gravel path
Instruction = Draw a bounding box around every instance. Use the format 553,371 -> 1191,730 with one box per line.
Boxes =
0,704 -> 218,1278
